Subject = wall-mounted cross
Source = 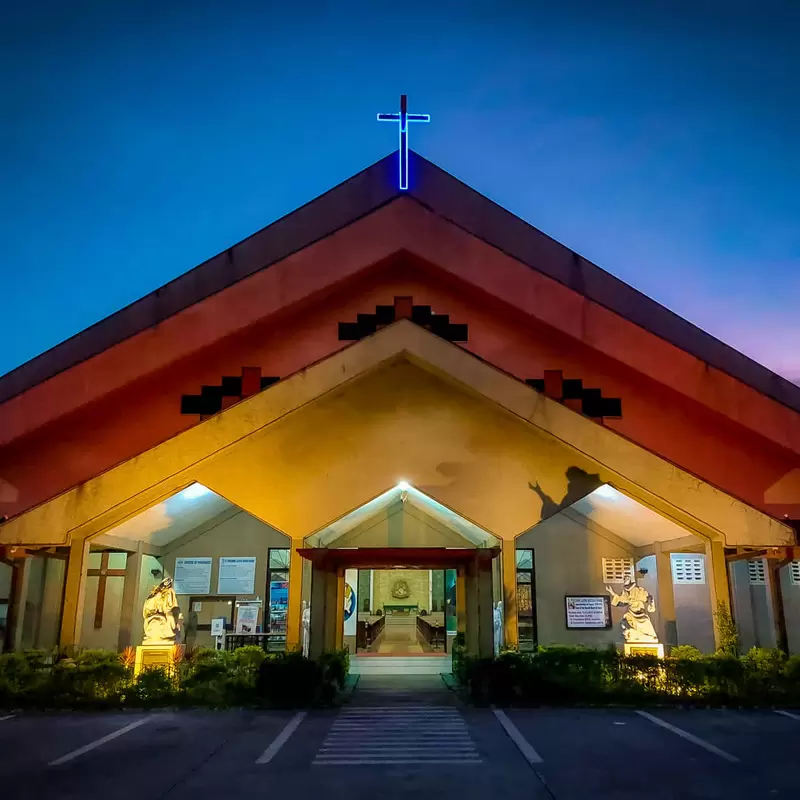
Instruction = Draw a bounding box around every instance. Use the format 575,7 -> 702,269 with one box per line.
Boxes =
87,551 -> 127,629
377,94 -> 430,190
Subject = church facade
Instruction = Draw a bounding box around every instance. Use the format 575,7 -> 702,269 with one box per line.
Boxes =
1,152 -> 799,666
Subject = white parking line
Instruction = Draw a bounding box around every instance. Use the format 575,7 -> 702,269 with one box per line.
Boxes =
256,711 -> 306,764
49,717 -> 152,766
0,714 -> 15,722
492,708 -> 544,765
775,710 -> 800,722
635,711 -> 739,763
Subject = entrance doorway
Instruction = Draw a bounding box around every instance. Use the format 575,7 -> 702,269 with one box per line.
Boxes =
347,568 -> 457,655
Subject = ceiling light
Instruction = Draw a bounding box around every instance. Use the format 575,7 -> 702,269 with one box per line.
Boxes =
182,483 -> 212,500
397,481 -> 410,491
593,484 -> 619,500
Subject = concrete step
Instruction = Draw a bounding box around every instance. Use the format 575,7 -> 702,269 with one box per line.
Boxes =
350,655 -> 452,675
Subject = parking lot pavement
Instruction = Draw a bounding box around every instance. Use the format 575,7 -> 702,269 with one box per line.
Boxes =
0,706 -> 798,799
506,707 -> 800,799
0,710 -> 297,800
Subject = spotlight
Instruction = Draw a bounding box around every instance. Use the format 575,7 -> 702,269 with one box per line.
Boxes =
182,483 -> 212,500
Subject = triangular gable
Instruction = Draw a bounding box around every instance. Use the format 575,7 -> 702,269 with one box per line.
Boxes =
2,150 -> 798,424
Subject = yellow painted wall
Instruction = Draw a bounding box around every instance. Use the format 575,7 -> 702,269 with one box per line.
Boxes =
332,501 -> 477,548
161,509 -> 289,647
517,512 -> 636,648
1,326 -> 790,553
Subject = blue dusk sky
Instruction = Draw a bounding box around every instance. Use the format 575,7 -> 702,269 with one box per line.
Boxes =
1,0 -> 798,383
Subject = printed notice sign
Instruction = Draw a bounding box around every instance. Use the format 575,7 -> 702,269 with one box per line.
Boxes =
218,557 -> 257,595
565,595 -> 612,629
174,557 -> 212,595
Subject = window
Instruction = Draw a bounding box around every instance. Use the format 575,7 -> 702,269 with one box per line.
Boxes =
748,559 -> 766,586
266,548 -> 290,641
790,561 -> 800,586
602,557 -> 634,584
515,549 -> 537,652
671,556 -> 706,584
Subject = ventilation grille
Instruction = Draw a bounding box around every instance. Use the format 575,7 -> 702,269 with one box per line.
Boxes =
748,559 -> 767,585
602,558 -> 634,584
671,555 -> 705,584
789,561 -> 800,586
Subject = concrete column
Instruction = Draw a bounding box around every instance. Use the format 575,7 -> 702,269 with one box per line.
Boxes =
117,544 -> 143,651
456,566 -> 467,636
286,538 -> 305,652
334,568 -> 345,651
477,557 -> 494,657
766,560 -> 789,653
11,558 -> 31,651
61,538 -> 91,651
501,540 -> 519,648
465,558 -> 479,655
309,564 -> 329,659
705,539 -> 732,651
655,545 -> 677,647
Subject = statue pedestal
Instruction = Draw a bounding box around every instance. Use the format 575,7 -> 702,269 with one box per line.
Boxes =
624,642 -> 664,658
134,644 -> 175,676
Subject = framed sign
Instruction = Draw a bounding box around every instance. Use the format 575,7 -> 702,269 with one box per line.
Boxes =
174,557 -> 212,595
565,595 -> 612,630
235,602 -> 261,634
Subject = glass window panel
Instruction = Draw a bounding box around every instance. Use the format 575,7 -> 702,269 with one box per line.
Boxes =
516,584 -> 534,616
516,549 -> 533,570
516,571 -> 531,584
268,549 -> 290,570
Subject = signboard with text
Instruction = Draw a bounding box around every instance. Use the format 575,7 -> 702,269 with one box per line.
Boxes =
218,557 -> 257,595
564,595 -> 612,630
174,557 -> 212,595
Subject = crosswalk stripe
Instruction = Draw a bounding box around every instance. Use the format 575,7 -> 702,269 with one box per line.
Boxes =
314,758 -> 482,765
314,705 -> 481,767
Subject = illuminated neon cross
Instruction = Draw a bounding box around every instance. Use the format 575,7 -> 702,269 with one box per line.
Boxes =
377,94 -> 430,190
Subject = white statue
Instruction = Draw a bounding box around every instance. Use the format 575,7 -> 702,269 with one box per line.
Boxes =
301,601 -> 311,658
142,577 -> 184,645
606,577 -> 658,643
493,601 -> 504,655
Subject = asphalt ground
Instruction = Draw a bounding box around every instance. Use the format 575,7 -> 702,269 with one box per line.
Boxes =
0,677 -> 798,799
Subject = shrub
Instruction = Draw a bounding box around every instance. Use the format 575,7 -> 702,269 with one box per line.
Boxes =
670,645 -> 704,660
0,650 -> 52,704
713,602 -> 740,657
456,641 -> 800,708
47,650 -> 130,707
257,652 -> 322,708
129,667 -> 175,706
0,644 -> 350,709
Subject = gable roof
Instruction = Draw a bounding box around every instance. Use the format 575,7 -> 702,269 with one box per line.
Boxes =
1,150 -> 798,416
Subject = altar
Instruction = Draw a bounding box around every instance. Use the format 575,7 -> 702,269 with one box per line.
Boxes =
383,603 -> 418,614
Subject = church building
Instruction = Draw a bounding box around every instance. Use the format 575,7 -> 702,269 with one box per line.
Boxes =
1,150 -> 799,673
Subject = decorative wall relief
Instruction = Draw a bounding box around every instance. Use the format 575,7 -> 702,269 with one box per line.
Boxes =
391,579 -> 411,599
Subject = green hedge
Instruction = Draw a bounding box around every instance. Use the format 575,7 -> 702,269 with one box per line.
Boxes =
459,646 -> 800,707
0,646 -> 350,710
